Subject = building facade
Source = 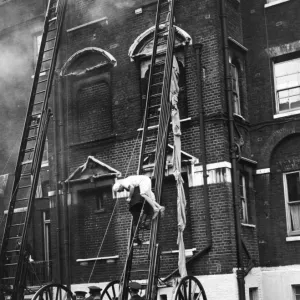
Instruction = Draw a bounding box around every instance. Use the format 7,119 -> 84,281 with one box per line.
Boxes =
0,0 -> 299,300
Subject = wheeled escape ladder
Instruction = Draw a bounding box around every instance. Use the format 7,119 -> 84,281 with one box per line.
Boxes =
0,0 -> 67,299
119,1 -> 176,300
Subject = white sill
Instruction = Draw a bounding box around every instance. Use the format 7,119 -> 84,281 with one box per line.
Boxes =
265,0 -> 290,8
286,236 -> 300,242
161,248 -> 196,258
137,117 -> 191,131
76,255 -> 119,262
241,223 -> 256,228
273,109 -> 300,119
41,161 -> 49,168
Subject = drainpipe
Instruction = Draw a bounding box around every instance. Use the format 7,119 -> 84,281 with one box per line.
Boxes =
53,75 -> 61,283
58,76 -> 71,288
220,1 -> 245,300
164,44 -> 212,282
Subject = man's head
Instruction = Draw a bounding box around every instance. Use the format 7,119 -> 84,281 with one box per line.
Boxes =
113,182 -> 124,193
128,282 -> 141,295
74,291 -> 87,300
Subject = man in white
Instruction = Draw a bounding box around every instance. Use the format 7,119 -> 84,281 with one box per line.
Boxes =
113,175 -> 165,219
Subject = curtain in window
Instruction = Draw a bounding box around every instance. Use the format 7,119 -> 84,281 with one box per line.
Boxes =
290,203 -> 300,231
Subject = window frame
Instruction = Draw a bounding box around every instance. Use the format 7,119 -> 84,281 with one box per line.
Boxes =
293,285 -> 300,300
283,171 -> 300,236
231,63 -> 241,115
273,56 -> 300,117
249,287 -> 258,300
240,173 -> 249,224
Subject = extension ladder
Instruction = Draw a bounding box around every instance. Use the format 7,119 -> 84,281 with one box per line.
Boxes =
119,0 -> 176,299
0,0 -> 67,299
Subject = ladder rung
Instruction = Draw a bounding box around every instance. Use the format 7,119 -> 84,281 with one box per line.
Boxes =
21,160 -> 32,166
31,112 -> 41,117
42,58 -> 52,63
154,61 -> 165,66
6,207 -> 28,214
150,93 -> 162,98
36,90 -> 46,95
147,116 -> 159,120
20,172 -> 31,177
42,68 -> 50,72
145,137 -> 157,143
157,40 -> 167,46
151,82 -> 163,88
29,124 -> 39,130
2,277 -> 15,280
16,198 -> 29,202
44,47 -> 54,53
6,249 -> 21,252
34,101 -> 44,106
38,79 -> 48,83
10,223 -> 25,227
24,148 -> 34,153
27,135 -> 37,141
48,17 -> 57,23
48,28 -> 57,32
4,263 -> 17,266
46,37 -> 56,43
152,71 -> 164,76
149,104 -> 161,109
7,236 -> 21,240
18,184 -> 32,189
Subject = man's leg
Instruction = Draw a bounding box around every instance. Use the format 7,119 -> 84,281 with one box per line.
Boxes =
140,192 -> 164,219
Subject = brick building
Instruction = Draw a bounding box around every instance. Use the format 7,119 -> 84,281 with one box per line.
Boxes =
0,0 -> 300,300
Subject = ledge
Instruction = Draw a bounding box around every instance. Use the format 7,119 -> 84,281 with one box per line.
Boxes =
241,223 -> 256,228
286,236 -> 300,242
256,168 -> 270,175
274,109 -> 300,119
67,17 -> 108,33
161,248 -> 196,258
265,0 -> 290,8
137,117 -> 191,131
76,255 -> 119,263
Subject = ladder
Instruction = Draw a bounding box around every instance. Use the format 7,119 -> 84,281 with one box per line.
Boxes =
120,0 -> 176,299
0,0 -> 67,299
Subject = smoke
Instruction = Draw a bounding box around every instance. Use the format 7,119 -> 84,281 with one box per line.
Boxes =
0,29 -> 34,173
113,0 -> 139,9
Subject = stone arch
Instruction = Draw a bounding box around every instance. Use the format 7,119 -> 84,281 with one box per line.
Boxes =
259,126 -> 298,168
60,47 -> 117,77
128,25 -> 192,60
270,133 -> 300,172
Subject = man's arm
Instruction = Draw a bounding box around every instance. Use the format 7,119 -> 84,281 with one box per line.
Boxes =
127,185 -> 135,202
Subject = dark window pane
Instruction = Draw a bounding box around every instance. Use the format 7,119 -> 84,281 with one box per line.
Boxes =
286,173 -> 300,202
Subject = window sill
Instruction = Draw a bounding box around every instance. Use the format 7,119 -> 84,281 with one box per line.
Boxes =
241,223 -> 256,228
273,109 -> 300,119
286,236 -> 300,242
265,0 -> 290,8
94,208 -> 106,214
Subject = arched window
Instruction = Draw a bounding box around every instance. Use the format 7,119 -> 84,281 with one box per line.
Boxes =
129,26 -> 192,121
61,47 -> 117,144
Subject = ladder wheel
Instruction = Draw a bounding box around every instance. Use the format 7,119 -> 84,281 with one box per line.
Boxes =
31,283 -> 73,300
100,280 -> 120,300
174,276 -> 207,300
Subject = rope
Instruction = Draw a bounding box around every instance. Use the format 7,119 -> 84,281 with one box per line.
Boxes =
87,198 -> 120,283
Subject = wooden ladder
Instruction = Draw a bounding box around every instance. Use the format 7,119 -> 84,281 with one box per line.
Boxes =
0,0 -> 67,299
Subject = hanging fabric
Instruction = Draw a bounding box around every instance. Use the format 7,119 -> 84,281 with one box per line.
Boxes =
170,57 -> 187,278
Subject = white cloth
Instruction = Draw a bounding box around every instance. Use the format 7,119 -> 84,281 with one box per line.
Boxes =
121,175 -> 152,196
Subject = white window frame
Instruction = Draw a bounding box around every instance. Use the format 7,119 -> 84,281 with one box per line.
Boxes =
240,174 -> 249,224
283,171 -> 300,236
231,63 -> 241,115
293,285 -> 300,300
249,287 -> 258,300
273,57 -> 300,117
43,211 -> 51,279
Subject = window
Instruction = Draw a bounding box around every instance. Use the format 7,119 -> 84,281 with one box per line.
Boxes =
249,288 -> 258,300
283,171 -> 300,235
231,63 -> 241,115
274,58 -> 300,114
43,211 -> 51,280
240,173 -> 249,223
293,285 -> 300,300
95,187 -> 112,212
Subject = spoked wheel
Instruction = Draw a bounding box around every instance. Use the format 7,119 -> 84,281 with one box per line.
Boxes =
31,283 -> 73,300
174,276 -> 207,300
100,280 -> 120,300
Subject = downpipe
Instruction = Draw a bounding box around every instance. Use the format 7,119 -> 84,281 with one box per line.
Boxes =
220,1 -> 245,300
